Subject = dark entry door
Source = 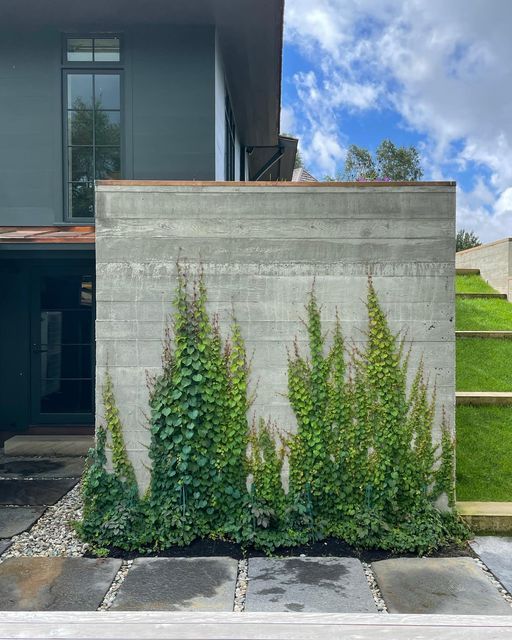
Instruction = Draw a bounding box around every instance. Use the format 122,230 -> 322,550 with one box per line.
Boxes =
30,266 -> 94,425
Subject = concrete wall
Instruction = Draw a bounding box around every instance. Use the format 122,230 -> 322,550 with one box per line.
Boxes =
456,238 -> 512,299
95,182 -> 456,489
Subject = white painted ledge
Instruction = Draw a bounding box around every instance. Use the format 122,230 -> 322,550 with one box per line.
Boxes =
0,612 -> 512,639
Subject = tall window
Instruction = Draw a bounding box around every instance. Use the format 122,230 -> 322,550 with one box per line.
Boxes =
225,92 -> 236,181
63,36 -> 122,219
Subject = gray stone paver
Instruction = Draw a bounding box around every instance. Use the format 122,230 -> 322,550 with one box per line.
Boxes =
0,557 -> 121,611
372,557 -> 512,615
245,557 -> 376,613
0,540 -> 11,555
0,455 -> 84,479
0,479 -> 77,505
0,506 -> 46,538
111,558 -> 238,611
470,537 -> 512,594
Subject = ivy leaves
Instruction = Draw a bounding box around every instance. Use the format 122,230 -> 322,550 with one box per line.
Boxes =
79,272 -> 465,556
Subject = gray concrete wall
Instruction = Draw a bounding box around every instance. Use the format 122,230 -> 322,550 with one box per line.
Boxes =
95,182 -> 456,489
456,238 -> 512,299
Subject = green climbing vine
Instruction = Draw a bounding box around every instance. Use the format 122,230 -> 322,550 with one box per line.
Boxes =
79,271 -> 467,555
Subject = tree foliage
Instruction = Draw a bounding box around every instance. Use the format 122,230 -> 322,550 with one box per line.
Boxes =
456,229 -> 481,252
326,139 -> 423,182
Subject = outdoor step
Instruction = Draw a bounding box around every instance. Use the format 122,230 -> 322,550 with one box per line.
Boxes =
372,557 -> 512,615
456,268 -> 481,275
111,558 -> 238,611
3,612 -> 512,640
456,392 -> 512,406
470,537 -> 512,594
456,292 -> 507,299
4,435 -> 94,457
457,331 -> 512,339
457,502 -> 512,535
245,557 -> 376,613
0,558 -> 121,611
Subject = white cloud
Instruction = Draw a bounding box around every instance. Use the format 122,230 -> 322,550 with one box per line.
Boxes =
284,0 -> 512,242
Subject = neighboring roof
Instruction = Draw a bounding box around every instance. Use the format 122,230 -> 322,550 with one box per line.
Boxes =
0,226 -> 95,244
4,0 -> 284,148
292,167 -> 318,182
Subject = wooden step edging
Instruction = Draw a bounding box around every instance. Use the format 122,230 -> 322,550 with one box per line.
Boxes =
456,331 -> 512,339
456,268 -> 481,275
456,392 -> 512,406
456,292 -> 507,299
2,612 -> 512,639
457,502 -> 512,534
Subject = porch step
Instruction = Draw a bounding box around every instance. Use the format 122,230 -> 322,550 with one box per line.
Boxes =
456,331 -> 512,339
456,268 -> 480,275
4,436 -> 94,457
457,502 -> 512,534
456,292 -> 507,299
456,392 -> 512,406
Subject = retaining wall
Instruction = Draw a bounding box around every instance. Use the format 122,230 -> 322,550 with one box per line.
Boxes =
456,238 -> 512,299
95,181 -> 456,489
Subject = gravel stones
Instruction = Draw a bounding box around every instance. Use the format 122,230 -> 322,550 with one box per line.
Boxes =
471,537 -> 512,595
0,479 -> 78,506
2,483 -> 88,559
372,557 -> 512,615
245,557 -> 377,613
234,559 -> 248,612
0,557 -> 121,610
0,507 -> 46,538
111,558 -> 238,611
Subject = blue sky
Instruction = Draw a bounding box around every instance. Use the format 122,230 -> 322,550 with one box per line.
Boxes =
281,0 -> 512,242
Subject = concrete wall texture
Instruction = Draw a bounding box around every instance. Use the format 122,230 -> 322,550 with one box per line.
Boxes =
456,238 -> 512,299
95,182 -> 456,489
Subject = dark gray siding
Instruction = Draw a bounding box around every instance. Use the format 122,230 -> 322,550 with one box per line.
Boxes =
0,25 -> 216,226
128,26 -> 215,181
0,28 -> 63,225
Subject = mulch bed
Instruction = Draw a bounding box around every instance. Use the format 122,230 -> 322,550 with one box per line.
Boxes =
89,537 -> 474,562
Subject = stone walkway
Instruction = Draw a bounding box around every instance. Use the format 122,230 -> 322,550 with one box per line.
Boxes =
0,453 -> 84,554
0,454 -> 512,614
0,554 -> 511,613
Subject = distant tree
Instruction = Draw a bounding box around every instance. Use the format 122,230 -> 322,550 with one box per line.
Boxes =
325,139 -> 423,182
375,140 -> 422,181
294,147 -> 304,169
456,229 -> 481,252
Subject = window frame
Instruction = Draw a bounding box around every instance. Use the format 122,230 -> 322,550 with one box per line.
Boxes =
62,37 -> 124,221
62,33 -> 123,68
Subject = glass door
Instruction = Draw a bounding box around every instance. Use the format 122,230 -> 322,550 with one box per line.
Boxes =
30,266 -> 94,425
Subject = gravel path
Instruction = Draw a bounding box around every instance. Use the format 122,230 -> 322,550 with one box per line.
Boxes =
0,482 -> 88,561
233,559 -> 248,612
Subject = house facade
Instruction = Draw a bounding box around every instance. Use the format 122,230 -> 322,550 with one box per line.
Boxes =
0,0 -> 295,442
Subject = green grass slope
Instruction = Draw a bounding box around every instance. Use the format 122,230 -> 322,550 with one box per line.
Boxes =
456,297 -> 512,331
456,274 -> 497,294
456,407 -> 512,501
456,339 -> 512,391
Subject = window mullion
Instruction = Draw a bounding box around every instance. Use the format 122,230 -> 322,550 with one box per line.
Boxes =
92,73 -> 96,215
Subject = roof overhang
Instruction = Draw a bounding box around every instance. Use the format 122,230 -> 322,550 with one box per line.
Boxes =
3,0 -> 284,148
0,226 -> 95,249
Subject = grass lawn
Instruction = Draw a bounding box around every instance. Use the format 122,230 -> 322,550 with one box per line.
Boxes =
456,406 -> 512,501
456,274 -> 497,294
456,297 -> 512,331
456,338 -> 512,391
